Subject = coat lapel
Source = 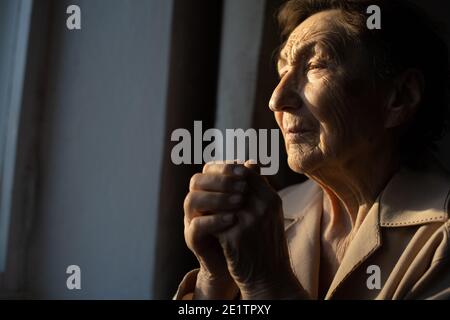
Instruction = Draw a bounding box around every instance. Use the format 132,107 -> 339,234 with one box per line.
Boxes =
324,161 -> 450,298
283,182 -> 323,299
282,157 -> 449,300
324,200 -> 382,299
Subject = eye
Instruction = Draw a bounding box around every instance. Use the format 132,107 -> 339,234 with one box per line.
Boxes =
306,61 -> 326,71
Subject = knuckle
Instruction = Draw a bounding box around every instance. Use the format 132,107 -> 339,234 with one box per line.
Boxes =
203,161 -> 218,173
189,173 -> 202,190
183,192 -> 195,211
187,233 -> 200,252
184,227 -> 193,242
188,219 -> 206,246
184,226 -> 195,246
189,217 -> 202,232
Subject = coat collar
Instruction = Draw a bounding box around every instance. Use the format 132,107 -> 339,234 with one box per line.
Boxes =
379,164 -> 450,227
326,163 -> 450,298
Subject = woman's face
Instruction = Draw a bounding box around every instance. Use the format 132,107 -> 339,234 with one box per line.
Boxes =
270,10 -> 387,174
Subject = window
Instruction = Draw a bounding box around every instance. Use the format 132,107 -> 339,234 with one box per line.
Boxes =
0,0 -> 33,272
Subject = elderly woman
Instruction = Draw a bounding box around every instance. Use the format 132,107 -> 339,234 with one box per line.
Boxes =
175,0 -> 450,299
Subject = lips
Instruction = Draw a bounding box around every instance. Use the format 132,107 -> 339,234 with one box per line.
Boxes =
286,126 -> 302,133
285,125 -> 313,134
284,126 -> 313,142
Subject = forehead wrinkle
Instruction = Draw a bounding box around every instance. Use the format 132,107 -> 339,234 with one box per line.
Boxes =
279,9 -> 361,66
283,27 -> 319,60
281,28 -> 355,68
281,18 -> 339,60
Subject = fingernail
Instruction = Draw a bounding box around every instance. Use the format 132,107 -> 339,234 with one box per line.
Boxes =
222,214 -> 234,223
233,166 -> 246,176
229,194 -> 242,204
234,181 -> 246,192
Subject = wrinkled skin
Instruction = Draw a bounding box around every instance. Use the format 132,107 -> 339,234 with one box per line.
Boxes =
184,9 -> 422,299
272,10 -> 387,175
184,162 -> 301,299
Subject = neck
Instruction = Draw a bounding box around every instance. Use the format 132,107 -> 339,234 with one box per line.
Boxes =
306,140 -> 400,236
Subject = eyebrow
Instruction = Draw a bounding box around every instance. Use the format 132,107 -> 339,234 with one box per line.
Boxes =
277,33 -> 346,74
277,41 -> 318,72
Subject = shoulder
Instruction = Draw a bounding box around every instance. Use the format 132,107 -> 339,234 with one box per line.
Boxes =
278,179 -> 322,220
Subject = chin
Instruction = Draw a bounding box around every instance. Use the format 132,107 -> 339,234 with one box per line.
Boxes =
286,144 -> 323,174
287,156 -> 306,174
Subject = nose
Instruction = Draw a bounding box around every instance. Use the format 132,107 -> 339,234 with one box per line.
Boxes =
269,71 -> 302,112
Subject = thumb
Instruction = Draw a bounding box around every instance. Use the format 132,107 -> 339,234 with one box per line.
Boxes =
244,160 -> 273,195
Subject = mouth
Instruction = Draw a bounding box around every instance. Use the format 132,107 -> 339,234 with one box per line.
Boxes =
284,126 -> 314,142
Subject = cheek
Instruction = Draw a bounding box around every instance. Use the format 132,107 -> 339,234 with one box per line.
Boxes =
303,76 -> 358,153
304,74 -> 386,157
274,112 -> 284,133
303,77 -> 343,127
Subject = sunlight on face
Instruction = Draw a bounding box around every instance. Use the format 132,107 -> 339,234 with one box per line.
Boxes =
270,10 -> 386,174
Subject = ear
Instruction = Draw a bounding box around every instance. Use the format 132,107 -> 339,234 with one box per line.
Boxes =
384,69 -> 424,129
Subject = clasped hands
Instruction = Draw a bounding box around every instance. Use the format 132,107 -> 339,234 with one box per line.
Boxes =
184,160 -> 305,300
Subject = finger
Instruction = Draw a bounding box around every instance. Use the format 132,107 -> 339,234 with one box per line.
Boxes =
188,213 -> 236,245
190,173 -> 247,193
216,209 -> 256,250
242,160 -> 274,199
203,162 -> 248,177
184,191 -> 245,222
230,208 -> 257,228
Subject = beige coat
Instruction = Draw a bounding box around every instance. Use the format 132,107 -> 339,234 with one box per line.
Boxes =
175,162 -> 450,299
